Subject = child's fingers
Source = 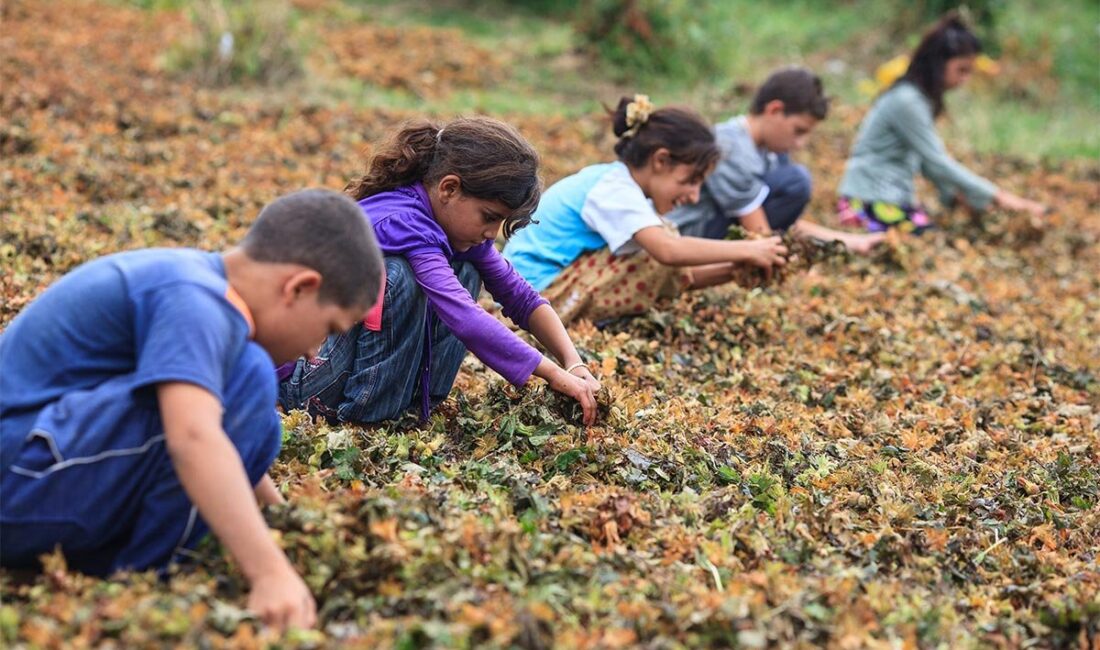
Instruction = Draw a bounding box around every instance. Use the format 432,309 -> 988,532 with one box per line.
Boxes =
302,593 -> 318,629
582,390 -> 596,426
577,383 -> 597,426
264,605 -> 290,632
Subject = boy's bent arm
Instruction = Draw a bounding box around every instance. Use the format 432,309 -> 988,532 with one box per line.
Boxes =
738,207 -> 772,235
157,382 -> 316,631
791,220 -> 886,255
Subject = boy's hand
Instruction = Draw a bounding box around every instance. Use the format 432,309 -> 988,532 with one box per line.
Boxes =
248,563 -> 318,632
157,382 -> 317,632
255,473 -> 285,506
838,231 -> 886,255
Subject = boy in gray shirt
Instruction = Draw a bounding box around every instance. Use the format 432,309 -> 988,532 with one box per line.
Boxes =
669,67 -> 883,254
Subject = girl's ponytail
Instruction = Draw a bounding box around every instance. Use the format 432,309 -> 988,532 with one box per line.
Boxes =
346,120 -> 440,200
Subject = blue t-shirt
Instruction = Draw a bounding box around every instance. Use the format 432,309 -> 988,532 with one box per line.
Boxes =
502,162 -> 663,291
0,249 -> 262,474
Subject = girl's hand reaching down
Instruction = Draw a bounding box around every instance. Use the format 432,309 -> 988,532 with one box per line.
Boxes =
995,190 -> 1048,220
543,363 -> 598,426
569,363 -> 603,394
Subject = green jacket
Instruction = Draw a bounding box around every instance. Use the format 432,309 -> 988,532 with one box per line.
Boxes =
839,81 -> 997,210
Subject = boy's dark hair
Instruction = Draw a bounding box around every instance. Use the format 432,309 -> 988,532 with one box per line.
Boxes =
346,117 -> 541,238
900,12 -> 982,117
749,67 -> 829,120
242,188 -> 383,309
610,97 -> 719,183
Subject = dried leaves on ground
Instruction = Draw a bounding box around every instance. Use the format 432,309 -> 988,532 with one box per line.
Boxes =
1,1 -> 1098,648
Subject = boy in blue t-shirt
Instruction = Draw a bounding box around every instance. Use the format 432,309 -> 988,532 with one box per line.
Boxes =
0,188 -> 383,631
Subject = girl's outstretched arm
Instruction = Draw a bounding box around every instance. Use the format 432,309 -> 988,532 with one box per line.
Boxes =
992,190 -> 1048,219
632,225 -> 788,269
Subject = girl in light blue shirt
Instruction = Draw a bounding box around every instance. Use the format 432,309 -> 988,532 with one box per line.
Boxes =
504,96 -> 789,324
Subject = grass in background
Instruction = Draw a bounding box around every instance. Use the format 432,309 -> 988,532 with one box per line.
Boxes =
135,0 -> 1098,159
349,0 -> 1098,159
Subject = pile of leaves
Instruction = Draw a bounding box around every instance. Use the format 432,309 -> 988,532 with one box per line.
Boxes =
2,1 -> 1098,647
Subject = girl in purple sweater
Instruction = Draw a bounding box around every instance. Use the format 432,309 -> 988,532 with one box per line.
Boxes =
278,118 -> 601,425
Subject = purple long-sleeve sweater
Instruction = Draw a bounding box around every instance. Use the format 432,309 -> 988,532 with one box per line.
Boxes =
364,183 -> 548,387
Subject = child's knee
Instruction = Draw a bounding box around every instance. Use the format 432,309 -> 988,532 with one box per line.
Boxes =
455,261 -> 482,298
383,256 -> 419,302
787,164 -> 813,201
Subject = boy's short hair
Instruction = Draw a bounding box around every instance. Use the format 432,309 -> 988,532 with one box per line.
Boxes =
242,188 -> 383,309
749,67 -> 829,120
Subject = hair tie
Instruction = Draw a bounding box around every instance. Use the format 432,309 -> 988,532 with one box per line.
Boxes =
436,127 -> 444,145
622,94 -> 654,138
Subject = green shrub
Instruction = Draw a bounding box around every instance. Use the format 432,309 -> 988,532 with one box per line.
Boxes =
889,1 -> 1003,52
166,0 -> 303,86
572,0 -> 718,81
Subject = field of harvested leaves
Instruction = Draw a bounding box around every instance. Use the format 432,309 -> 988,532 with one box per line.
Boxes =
2,1 -> 1098,648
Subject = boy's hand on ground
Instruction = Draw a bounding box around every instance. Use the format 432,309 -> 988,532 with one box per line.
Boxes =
839,231 -> 887,255
255,473 -> 285,506
248,564 -> 317,632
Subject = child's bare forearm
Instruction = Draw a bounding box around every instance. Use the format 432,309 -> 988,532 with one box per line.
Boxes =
687,263 -> 735,289
739,208 -> 772,235
634,227 -> 767,266
158,383 -> 294,584
791,219 -> 841,241
526,304 -> 582,368
169,429 -> 290,581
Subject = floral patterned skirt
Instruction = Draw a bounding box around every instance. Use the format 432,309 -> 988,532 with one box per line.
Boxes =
541,248 -> 692,326
837,196 -> 932,234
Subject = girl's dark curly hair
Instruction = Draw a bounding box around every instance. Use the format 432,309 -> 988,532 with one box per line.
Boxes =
346,117 -> 541,238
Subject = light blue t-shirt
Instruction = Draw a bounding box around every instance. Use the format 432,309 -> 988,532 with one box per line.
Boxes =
503,162 -> 663,291
0,249 -> 265,474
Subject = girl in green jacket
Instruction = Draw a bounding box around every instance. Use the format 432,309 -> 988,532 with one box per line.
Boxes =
838,13 -> 1047,233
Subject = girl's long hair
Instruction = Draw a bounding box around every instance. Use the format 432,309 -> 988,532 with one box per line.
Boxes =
346,117 -> 541,237
899,12 -> 982,117
609,97 -> 719,183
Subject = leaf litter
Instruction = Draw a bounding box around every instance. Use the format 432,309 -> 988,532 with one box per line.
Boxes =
1,1 -> 1098,647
